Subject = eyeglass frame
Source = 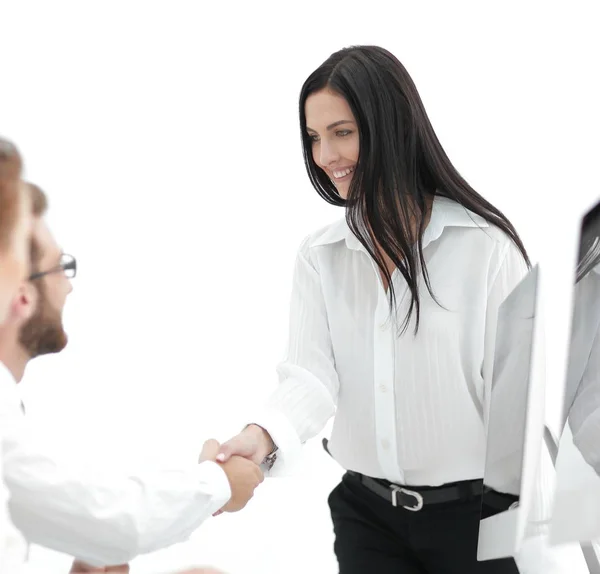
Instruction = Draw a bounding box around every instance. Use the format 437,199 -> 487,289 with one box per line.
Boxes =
28,253 -> 77,282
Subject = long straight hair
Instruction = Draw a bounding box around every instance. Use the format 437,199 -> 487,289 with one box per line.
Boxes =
299,46 -> 530,333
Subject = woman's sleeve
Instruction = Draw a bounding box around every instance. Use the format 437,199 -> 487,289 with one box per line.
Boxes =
481,240 -> 530,431
250,238 -> 340,475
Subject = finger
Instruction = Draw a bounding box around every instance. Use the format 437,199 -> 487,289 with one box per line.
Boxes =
253,466 -> 265,484
216,438 -> 242,462
212,508 -> 224,517
105,565 -> 130,573
199,439 -> 221,463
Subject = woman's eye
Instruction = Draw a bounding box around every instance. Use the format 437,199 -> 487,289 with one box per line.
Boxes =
336,130 -> 352,137
308,134 -> 320,142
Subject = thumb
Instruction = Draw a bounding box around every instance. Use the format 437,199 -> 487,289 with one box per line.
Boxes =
199,439 -> 221,463
215,440 -> 234,462
216,436 -> 248,462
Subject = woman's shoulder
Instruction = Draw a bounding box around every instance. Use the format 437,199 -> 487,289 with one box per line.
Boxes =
435,196 -> 517,250
474,221 -> 518,249
298,217 -> 348,252
435,198 -> 528,274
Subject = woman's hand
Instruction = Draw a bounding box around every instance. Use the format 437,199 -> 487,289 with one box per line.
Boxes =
216,425 -> 274,465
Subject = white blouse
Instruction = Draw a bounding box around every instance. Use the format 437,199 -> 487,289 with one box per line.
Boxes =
253,196 -> 528,487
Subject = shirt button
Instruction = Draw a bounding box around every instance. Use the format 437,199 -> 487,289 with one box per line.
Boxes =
379,384 -> 387,393
381,439 -> 390,450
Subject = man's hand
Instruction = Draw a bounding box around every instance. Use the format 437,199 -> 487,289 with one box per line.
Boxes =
70,559 -> 221,573
69,560 -> 129,573
216,425 -> 274,465
199,438 -> 264,515
218,454 -> 264,513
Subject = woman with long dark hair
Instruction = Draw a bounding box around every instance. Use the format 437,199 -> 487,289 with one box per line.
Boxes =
218,46 -> 530,572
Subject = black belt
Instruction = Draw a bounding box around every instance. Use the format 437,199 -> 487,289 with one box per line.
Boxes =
347,471 -> 484,511
322,438 -> 517,512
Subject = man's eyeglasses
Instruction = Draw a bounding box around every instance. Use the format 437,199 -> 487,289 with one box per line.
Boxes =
29,253 -> 77,281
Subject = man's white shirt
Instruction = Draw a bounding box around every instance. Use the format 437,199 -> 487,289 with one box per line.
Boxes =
0,361 -> 231,569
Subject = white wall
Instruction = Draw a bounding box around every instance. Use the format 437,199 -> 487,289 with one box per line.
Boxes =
0,1 -> 598,572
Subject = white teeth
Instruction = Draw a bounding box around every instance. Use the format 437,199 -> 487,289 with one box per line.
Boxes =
332,166 -> 355,179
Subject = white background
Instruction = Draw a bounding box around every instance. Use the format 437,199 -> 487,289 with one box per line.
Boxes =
1,1 -> 599,572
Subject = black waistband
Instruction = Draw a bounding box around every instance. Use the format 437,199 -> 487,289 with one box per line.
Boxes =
346,471 -> 498,511
323,439 -> 518,511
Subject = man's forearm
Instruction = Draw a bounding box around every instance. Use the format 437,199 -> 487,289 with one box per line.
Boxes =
4,427 -> 231,565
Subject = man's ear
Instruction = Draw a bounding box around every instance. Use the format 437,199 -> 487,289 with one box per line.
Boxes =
11,282 -> 38,322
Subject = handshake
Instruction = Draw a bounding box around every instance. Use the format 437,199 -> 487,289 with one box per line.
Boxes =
199,424 -> 275,515
68,426 -> 275,574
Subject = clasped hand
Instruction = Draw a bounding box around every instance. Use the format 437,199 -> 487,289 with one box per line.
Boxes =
199,438 -> 264,516
67,435 -> 265,573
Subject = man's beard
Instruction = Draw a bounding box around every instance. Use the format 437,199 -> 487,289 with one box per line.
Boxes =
19,283 -> 68,358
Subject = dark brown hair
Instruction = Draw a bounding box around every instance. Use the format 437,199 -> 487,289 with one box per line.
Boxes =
25,182 -> 49,272
300,46 -> 531,333
0,137 -> 24,252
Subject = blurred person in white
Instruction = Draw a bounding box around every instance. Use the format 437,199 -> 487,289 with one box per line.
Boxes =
0,137 -> 33,573
560,201 -> 600,473
566,269 -> 600,470
508,203 -> 600,574
0,182 -> 260,572
215,46 -> 561,572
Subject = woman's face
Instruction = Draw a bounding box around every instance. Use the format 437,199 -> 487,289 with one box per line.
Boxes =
305,89 -> 359,200
0,183 -> 32,323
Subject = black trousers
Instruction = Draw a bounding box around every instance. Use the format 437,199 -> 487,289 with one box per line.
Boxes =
328,472 -> 520,574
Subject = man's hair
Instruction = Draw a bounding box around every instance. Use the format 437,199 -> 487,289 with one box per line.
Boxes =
26,182 -> 49,272
0,137 -> 24,253
28,182 -> 48,218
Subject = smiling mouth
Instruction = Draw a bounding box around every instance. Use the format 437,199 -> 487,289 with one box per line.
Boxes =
331,166 -> 355,180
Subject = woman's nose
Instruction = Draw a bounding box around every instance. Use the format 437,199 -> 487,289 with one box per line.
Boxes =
319,139 -> 340,167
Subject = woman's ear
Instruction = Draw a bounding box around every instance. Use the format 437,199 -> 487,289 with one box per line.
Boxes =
12,282 -> 39,322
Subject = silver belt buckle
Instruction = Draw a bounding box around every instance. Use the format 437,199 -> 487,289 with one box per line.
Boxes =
390,485 -> 424,511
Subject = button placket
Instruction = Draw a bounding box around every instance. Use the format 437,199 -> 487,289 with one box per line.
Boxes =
371,266 -> 405,483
